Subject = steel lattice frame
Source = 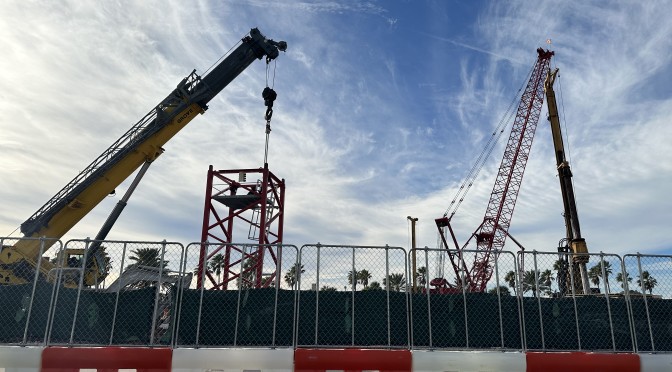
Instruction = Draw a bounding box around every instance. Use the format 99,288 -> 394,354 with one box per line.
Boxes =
197,164 -> 285,290
470,49 -> 554,291
437,49 -> 554,292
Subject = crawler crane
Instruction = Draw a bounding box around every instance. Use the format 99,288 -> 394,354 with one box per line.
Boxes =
434,48 -> 591,294
0,28 -> 287,286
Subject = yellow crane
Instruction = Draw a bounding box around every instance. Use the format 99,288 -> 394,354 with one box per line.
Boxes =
0,28 -> 286,286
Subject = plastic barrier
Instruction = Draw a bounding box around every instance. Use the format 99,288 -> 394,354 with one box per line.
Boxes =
171,348 -> 293,372
41,347 -> 172,372
412,350 -> 526,372
0,346 -> 43,372
526,352 -> 640,372
294,348 -> 412,372
639,354 -> 672,372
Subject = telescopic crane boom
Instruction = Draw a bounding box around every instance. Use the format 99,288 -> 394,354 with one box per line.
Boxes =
1,28 -> 287,285
544,66 -> 591,294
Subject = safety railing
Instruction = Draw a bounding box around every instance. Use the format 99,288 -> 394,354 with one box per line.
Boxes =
622,253 -> 672,352
173,242 -> 299,348
1,236 -> 671,353
516,251 -> 634,352
296,244 -> 409,348
409,248 -> 522,350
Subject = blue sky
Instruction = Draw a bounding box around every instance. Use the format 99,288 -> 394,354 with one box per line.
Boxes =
1,0 -> 671,263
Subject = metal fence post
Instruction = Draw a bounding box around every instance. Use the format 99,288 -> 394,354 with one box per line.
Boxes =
23,238 -> 48,345
636,253 -> 655,351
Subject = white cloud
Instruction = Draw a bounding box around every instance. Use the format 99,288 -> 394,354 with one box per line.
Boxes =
1,0 -> 670,285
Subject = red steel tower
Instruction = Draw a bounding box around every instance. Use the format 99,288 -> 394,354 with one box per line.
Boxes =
198,164 -> 285,289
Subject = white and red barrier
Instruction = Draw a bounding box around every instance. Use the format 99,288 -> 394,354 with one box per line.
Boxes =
412,350 -> 526,372
0,346 -> 43,372
0,346 -> 670,371
295,348 -> 412,372
526,352 -> 640,372
638,353 -> 672,372
41,347 -> 172,372
172,348 -> 293,372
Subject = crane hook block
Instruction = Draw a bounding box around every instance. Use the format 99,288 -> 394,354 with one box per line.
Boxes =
263,87 -> 277,108
263,87 -> 277,121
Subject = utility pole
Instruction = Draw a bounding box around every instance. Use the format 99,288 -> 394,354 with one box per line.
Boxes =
407,216 -> 418,292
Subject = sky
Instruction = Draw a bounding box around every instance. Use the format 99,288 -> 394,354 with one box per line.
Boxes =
1,0 -> 672,279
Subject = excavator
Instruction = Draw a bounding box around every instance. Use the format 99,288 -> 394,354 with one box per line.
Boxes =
0,28 -> 287,287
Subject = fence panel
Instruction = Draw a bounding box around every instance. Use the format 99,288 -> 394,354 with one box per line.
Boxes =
296,244 -> 409,348
2,235 -> 670,353
45,239 -> 185,346
174,243 -> 298,347
409,248 -> 522,350
0,237 -> 62,345
517,251 -> 633,352
623,253 -> 672,352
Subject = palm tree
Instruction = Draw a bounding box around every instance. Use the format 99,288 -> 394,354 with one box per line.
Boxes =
209,253 -> 225,283
616,271 -> 632,290
553,258 -> 570,295
539,269 -> 555,297
637,271 -> 658,295
358,269 -> 372,288
589,261 -> 613,292
128,247 -> 168,269
488,285 -> 511,296
347,270 -> 358,290
588,264 -> 601,287
383,273 -> 406,292
553,259 -> 567,273
363,281 -> 382,291
504,270 -> 518,296
125,247 -> 169,289
522,270 -> 540,297
283,263 -> 304,289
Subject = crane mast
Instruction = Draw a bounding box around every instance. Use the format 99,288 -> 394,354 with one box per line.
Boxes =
436,48 -> 553,292
543,67 -> 591,295
1,28 -> 286,285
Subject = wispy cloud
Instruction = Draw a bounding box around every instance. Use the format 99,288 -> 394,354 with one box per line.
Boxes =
1,0 -> 670,263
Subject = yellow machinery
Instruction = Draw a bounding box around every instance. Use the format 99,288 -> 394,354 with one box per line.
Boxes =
543,57 -> 591,294
0,28 -> 286,286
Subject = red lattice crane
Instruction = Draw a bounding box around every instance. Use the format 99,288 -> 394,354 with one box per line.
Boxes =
435,48 -> 554,292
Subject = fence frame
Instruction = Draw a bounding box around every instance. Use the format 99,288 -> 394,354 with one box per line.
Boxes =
1,236 -> 671,353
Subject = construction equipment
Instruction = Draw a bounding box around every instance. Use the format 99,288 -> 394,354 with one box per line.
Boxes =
434,48 -> 556,292
543,65 -> 591,295
0,28 -> 287,286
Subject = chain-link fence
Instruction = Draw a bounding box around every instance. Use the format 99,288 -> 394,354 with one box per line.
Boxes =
296,244 -> 409,348
174,242 -> 298,347
0,237 -> 61,345
623,253 -> 672,352
409,248 -> 522,350
517,251 -> 634,352
1,236 -> 672,352
47,239 -> 186,346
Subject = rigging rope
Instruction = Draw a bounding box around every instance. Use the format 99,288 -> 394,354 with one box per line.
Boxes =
202,37 -> 243,76
555,66 -> 581,208
442,62 -> 537,220
262,60 -> 278,165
